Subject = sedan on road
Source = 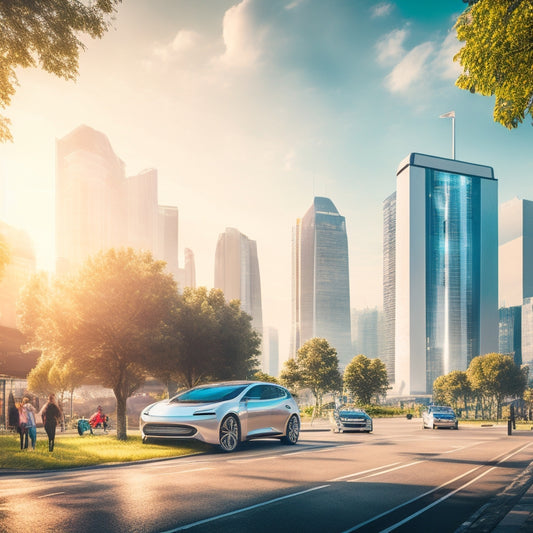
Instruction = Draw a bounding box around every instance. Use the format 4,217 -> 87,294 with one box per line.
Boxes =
422,405 -> 459,429
140,381 -> 301,452
330,405 -> 373,433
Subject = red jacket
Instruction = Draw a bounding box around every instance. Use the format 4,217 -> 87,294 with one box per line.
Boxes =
89,411 -> 106,427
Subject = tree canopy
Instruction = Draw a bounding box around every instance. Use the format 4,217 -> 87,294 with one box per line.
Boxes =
454,0 -> 533,129
0,236 -> 9,280
18,248 -> 178,440
0,0 -> 121,142
343,354 -> 389,405
280,337 -> 342,413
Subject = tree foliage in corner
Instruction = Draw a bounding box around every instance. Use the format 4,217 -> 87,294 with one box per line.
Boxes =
0,0 -> 121,142
454,0 -> 533,129
343,354 -> 389,406
0,236 -> 9,281
280,337 -> 342,414
18,248 -> 178,440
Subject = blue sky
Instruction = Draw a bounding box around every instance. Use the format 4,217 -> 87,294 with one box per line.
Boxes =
1,0 -> 532,362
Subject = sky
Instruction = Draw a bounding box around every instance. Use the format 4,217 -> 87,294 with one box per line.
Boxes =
1,0 -> 532,364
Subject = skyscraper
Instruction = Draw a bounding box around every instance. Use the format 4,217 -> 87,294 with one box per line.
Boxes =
56,125 -> 126,274
263,326 -> 279,376
395,153 -> 498,396
214,227 -> 263,334
382,192 -> 396,383
291,197 -> 352,366
499,306 -> 522,365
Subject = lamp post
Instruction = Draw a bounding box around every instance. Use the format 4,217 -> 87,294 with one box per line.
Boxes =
439,111 -> 455,160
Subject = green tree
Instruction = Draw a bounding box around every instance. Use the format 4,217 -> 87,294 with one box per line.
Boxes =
253,371 -> 278,384
280,338 -> 342,414
454,0 -> 533,129
433,370 -> 472,417
0,0 -> 121,142
343,355 -> 389,406
18,248 -> 178,440
158,287 -> 260,389
467,353 -> 528,419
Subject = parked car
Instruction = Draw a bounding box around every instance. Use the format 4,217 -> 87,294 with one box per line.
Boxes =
330,405 -> 373,433
422,405 -> 458,430
140,381 -> 300,452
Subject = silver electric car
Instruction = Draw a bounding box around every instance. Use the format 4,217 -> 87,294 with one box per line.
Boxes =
422,405 -> 458,429
140,381 -> 301,452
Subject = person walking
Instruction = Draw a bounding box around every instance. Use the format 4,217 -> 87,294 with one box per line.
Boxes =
17,401 -> 28,450
41,394 -> 62,452
22,397 -> 37,450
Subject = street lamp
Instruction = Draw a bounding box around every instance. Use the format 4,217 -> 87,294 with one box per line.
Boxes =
439,110 -> 455,160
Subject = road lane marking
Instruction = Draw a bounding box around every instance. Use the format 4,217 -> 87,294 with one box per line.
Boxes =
159,467 -> 214,475
162,484 -> 330,531
342,441 -> 533,532
38,492 -> 65,498
328,463 -> 401,482
349,461 -> 424,481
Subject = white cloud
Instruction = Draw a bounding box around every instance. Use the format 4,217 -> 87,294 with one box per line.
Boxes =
153,30 -> 201,62
372,3 -> 393,18
433,30 -> 462,80
219,0 -> 263,68
376,28 -> 409,65
385,42 -> 434,93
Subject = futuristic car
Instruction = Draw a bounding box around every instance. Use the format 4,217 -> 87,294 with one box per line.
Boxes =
140,381 -> 301,452
422,405 -> 458,429
330,406 -> 373,433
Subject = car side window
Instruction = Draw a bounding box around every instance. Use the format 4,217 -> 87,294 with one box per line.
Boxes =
244,385 -> 264,401
261,385 -> 286,400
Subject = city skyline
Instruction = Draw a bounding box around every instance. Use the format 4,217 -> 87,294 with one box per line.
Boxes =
1,1 -> 532,363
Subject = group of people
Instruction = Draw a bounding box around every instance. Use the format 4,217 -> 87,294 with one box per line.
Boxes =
9,394 -> 62,452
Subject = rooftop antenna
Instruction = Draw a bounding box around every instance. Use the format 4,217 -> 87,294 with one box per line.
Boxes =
439,110 -> 456,160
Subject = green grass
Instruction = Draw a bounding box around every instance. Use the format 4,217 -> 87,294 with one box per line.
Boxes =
0,433 -> 211,470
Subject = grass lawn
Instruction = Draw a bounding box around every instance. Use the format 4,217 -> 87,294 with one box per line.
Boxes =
0,432 -> 211,470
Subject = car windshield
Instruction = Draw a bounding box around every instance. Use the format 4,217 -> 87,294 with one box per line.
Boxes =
171,384 -> 248,403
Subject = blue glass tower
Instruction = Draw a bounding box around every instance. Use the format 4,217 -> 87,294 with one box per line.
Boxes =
395,154 -> 498,395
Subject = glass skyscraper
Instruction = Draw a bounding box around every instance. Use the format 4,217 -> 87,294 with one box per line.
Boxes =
395,154 -> 498,396
291,197 -> 352,366
499,306 -> 522,365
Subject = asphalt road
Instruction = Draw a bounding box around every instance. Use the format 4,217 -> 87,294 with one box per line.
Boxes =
1,418 -> 532,533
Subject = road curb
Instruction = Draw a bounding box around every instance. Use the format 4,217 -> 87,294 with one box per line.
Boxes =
456,460 -> 533,532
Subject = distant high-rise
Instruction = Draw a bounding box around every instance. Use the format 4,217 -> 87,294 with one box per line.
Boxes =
291,197 -> 352,366
395,153 -> 498,396
351,308 -> 380,359
522,298 -> 533,364
176,248 -> 196,292
0,222 -> 36,328
499,306 -> 522,365
382,192 -> 396,383
263,327 -> 279,376
499,198 -> 533,307
56,125 -> 126,274
214,227 -> 263,335
157,205 -> 179,278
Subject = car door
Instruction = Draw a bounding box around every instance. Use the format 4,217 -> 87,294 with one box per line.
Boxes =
242,385 -> 289,437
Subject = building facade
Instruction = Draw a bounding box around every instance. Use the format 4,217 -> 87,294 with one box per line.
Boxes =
395,153 -> 498,396
214,227 -> 263,335
291,197 -> 352,366
382,192 -> 396,383
499,306 -> 522,366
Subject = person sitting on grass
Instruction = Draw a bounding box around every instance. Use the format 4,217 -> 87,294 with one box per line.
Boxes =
89,406 -> 108,433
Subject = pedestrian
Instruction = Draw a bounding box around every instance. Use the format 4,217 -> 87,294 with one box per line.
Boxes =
89,406 -> 108,433
41,393 -> 63,452
22,397 -> 37,450
17,401 -> 28,450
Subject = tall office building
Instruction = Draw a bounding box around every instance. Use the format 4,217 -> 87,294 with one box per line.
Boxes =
56,125 -> 126,274
499,306 -> 522,365
499,198 -> 533,308
176,248 -> 196,292
214,228 -> 263,334
351,308 -> 380,359
395,153 -> 498,396
382,192 -> 396,383
522,298 -> 533,364
0,222 -> 36,328
291,197 -> 352,366
263,326 -> 279,376
157,205 -> 179,279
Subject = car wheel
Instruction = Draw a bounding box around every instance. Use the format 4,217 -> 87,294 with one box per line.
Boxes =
281,415 -> 300,445
219,414 -> 240,452
432,423 -> 436,429
142,436 -> 148,444
454,422 -> 459,430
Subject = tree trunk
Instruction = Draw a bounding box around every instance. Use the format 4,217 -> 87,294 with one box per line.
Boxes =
114,387 -> 128,441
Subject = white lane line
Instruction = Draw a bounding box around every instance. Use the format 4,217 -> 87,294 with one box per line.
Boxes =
162,484 -> 330,532
38,492 -> 65,499
349,461 -> 424,481
328,463 -> 401,482
342,441 -> 533,533
159,467 -> 214,475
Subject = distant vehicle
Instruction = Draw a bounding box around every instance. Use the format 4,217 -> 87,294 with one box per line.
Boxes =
330,406 -> 373,433
140,381 -> 300,452
422,405 -> 458,430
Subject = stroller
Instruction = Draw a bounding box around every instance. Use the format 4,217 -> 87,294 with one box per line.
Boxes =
77,418 -> 93,436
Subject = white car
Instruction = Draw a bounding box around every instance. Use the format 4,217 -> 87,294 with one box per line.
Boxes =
422,406 -> 458,430
140,381 -> 301,452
